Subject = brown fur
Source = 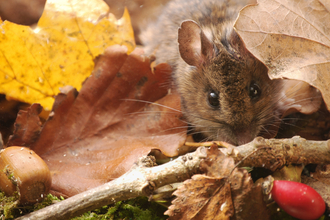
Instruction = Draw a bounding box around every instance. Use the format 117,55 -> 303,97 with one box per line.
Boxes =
141,0 -> 283,145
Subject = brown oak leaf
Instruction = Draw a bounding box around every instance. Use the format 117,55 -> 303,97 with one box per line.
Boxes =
234,0 -> 330,111
7,45 -> 187,197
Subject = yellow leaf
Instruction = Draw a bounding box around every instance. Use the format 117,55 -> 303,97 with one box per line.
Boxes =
0,0 -> 135,110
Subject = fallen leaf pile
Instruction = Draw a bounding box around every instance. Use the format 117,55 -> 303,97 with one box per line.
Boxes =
1,0 -> 330,219
7,45 -> 187,197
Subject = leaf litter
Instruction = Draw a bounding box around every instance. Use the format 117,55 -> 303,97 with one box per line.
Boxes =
2,0 -> 330,218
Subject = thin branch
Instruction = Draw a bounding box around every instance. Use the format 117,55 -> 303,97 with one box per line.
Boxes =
227,136 -> 330,171
17,137 -> 330,219
16,147 -> 207,220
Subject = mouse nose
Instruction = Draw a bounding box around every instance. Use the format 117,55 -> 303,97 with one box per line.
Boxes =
234,130 -> 254,145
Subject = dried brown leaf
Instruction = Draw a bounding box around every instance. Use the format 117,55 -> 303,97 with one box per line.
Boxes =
200,144 -> 235,178
234,0 -> 330,110
165,175 -> 234,220
279,79 -> 322,116
7,104 -> 42,147
229,168 -> 270,220
7,45 -> 187,197
166,144 -> 269,219
202,145 -> 269,219
165,145 -> 235,219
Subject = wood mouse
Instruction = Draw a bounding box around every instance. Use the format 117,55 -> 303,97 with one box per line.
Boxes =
141,0 -> 284,145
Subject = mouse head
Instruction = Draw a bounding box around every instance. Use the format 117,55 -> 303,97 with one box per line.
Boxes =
176,20 -> 282,145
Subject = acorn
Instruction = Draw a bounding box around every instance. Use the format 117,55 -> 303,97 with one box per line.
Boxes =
0,146 -> 52,205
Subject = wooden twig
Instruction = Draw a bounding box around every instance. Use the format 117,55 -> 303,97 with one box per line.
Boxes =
16,147 -> 207,220
229,136 -> 330,171
17,136 -> 330,219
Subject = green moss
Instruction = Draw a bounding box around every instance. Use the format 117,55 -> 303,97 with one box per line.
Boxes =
0,192 -> 64,219
33,194 -> 64,210
0,191 -> 19,219
72,197 -> 168,220
1,191 -> 167,220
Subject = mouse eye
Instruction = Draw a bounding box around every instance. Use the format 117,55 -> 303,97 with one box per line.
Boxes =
249,83 -> 261,99
207,90 -> 220,108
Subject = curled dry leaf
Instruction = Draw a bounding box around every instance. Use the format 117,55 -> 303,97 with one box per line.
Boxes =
279,79 -> 323,116
167,144 -> 269,220
201,145 -> 269,220
7,104 -> 43,147
7,45 -> 187,197
199,143 -> 235,178
234,0 -> 330,110
166,145 -> 235,219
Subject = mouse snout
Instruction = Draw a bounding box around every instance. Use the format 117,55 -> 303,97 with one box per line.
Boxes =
233,129 -> 254,146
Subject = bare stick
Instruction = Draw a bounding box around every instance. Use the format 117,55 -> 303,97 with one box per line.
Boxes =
17,137 -> 330,219
16,147 -> 207,220
227,136 -> 330,171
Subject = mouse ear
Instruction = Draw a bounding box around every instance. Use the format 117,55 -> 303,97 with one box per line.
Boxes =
178,20 -> 215,66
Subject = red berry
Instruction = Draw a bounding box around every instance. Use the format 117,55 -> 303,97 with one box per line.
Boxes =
271,180 -> 325,220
